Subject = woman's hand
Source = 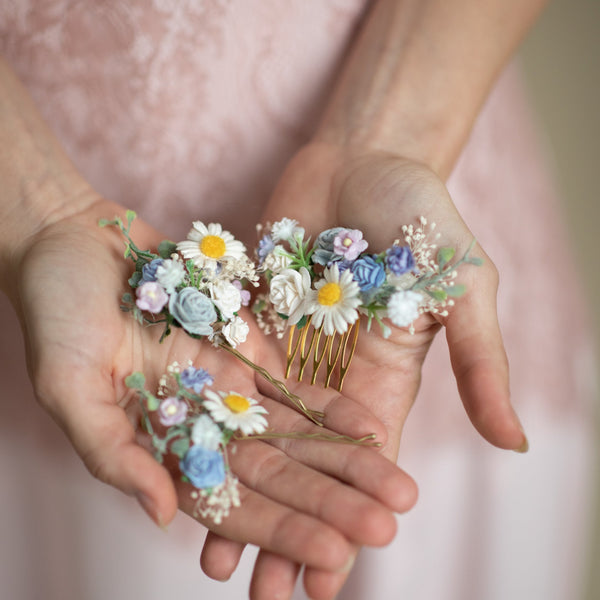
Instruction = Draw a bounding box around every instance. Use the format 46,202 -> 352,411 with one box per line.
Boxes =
8,195 -> 418,594
213,141 -> 526,600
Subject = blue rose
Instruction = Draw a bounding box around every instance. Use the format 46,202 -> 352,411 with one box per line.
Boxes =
385,245 -> 415,275
169,287 -> 217,336
141,258 -> 164,282
351,255 -> 386,291
180,445 -> 225,489
311,227 -> 345,266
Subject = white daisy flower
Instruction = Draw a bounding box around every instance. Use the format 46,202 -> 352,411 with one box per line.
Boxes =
177,222 -> 247,272
203,390 -> 268,435
305,264 -> 361,336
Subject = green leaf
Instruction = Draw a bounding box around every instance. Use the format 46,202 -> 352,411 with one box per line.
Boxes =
146,394 -> 160,411
437,247 -> 455,269
125,372 -> 145,390
125,209 -> 137,228
427,289 -> 448,302
158,240 -> 178,259
446,284 -> 466,297
295,315 -> 308,329
170,438 -> 191,459
128,271 -> 142,287
467,256 -> 484,266
98,218 -> 113,228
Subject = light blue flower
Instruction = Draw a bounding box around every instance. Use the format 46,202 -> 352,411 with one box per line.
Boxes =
257,234 -> 275,265
311,227 -> 345,266
180,445 -> 225,489
169,288 -> 217,336
350,255 -> 386,291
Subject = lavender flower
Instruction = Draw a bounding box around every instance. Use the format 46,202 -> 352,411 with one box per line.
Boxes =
136,281 -> 169,313
180,445 -> 225,489
350,255 -> 386,291
332,229 -> 368,261
158,396 -> 188,426
180,366 -> 214,394
257,234 -> 275,265
386,245 -> 415,275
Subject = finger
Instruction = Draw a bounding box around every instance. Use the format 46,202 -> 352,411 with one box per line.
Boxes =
177,480 -> 353,571
445,266 -> 528,451
200,532 -> 246,581
229,438 -> 398,547
37,367 -> 179,527
303,549 -> 358,600
249,551 -> 301,600
255,396 -> 419,515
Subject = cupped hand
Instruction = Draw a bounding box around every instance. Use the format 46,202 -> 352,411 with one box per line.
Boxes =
10,194 -> 418,597
212,141 -> 527,599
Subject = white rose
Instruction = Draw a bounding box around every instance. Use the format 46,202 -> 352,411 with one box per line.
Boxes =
269,267 -> 311,325
222,316 -> 249,347
191,414 -> 223,450
210,280 -> 242,319
387,290 -> 423,327
263,246 -> 292,274
155,258 -> 185,293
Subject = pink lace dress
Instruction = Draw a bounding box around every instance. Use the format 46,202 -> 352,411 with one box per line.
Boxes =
0,2 -> 595,599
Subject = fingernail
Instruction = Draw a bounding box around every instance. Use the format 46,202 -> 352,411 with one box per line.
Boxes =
513,436 -> 529,454
136,492 -> 168,531
337,554 -> 355,574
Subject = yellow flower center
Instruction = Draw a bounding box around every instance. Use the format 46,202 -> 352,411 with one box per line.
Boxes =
318,282 -> 342,306
166,404 -> 178,416
223,394 -> 250,413
342,237 -> 353,247
200,235 -> 226,259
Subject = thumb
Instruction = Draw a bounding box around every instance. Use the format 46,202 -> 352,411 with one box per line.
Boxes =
36,366 -> 179,527
445,264 -> 528,452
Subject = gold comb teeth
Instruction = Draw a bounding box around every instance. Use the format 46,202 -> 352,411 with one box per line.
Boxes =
285,318 -> 360,391
254,217 -> 482,391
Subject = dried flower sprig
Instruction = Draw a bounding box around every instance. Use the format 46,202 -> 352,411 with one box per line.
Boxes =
126,363 -> 380,524
100,211 -> 323,425
255,216 -> 482,390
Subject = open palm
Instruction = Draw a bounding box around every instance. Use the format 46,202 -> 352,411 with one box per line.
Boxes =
12,196 -> 418,596
205,142 -> 527,599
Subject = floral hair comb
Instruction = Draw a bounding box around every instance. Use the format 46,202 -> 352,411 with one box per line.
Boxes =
254,217 -> 482,391
126,363 -> 379,524
100,211 -> 323,424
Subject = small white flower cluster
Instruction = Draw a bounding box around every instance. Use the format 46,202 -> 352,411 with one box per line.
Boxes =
190,473 -> 242,525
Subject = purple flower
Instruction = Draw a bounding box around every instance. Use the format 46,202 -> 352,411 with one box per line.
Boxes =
180,366 -> 214,394
350,255 -> 386,291
232,280 -> 251,306
136,281 -> 169,313
333,229 -> 368,261
141,258 -> 164,283
169,287 -> 217,336
180,445 -> 225,489
158,396 -> 188,426
385,245 -> 415,275
257,234 -> 275,265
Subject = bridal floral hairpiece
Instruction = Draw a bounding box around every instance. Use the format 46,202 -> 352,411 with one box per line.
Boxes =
126,362 -> 378,524
254,217 -> 482,391
100,211 -> 322,424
